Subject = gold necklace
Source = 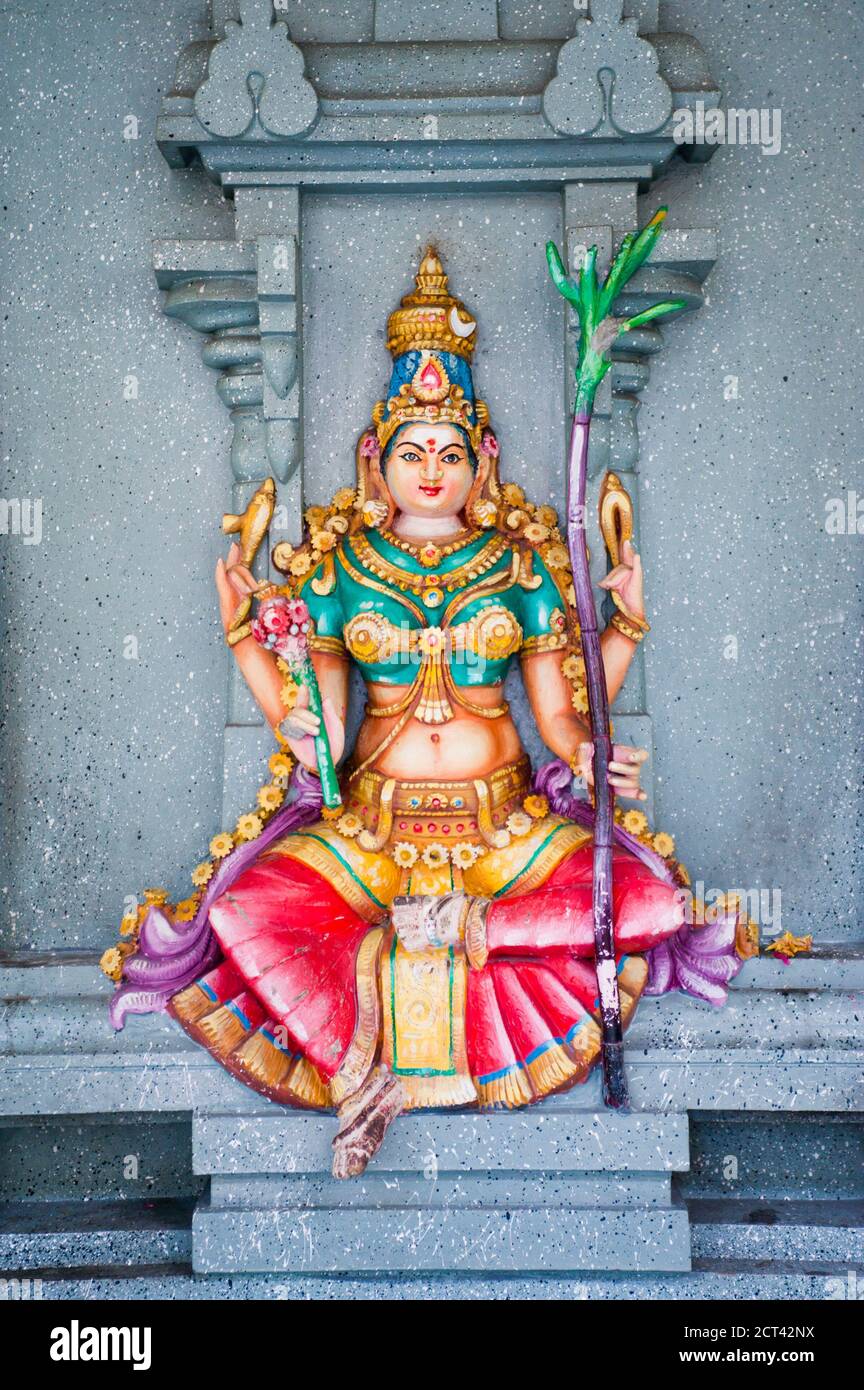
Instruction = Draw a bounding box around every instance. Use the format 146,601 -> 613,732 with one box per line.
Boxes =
350,532 -> 509,609
378,525 -> 482,570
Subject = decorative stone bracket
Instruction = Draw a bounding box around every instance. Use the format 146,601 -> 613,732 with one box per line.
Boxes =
543,0 -> 673,136
194,0 -> 318,138
154,236 -> 300,485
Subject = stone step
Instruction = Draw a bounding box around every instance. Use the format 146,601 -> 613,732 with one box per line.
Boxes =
3,986 -> 860,1060
192,1109 -> 690,1178
4,1048 -> 861,1116
192,1110 -> 692,1273
192,1199 -> 692,1274
8,1266 -> 861,1300
0,1199 -> 193,1272
209,1170 -> 673,1209
689,1199 -> 864,1265
627,990 -> 864,1050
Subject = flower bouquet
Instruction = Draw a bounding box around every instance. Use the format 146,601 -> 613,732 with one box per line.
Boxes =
250,590 -> 342,810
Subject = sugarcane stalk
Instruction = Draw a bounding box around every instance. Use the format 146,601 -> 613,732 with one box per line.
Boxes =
546,209 -> 686,1109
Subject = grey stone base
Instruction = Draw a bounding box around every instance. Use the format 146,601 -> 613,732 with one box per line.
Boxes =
0,1199 -> 193,1271
12,1267 -> 863,1302
192,1107 -> 692,1273
194,1194 -> 691,1275
1,951 -> 861,1286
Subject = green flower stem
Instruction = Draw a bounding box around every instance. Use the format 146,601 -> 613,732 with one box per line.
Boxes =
299,656 -> 342,809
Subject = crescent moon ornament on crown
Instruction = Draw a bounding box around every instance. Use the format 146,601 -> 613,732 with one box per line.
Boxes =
449,305 -> 476,339
372,247 -> 491,456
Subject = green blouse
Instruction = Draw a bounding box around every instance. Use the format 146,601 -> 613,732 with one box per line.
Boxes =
302,527 -> 569,689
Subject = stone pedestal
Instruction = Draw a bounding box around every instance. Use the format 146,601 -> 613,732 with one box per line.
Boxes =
1,949 -> 861,1292
191,1107 -> 691,1274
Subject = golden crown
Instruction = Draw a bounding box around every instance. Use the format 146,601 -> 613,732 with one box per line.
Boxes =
385,247 -> 478,361
373,249 -> 489,454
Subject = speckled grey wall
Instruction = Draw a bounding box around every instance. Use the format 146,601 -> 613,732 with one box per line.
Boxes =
643,0 -> 863,941
0,1 -> 234,948
0,0 -> 861,953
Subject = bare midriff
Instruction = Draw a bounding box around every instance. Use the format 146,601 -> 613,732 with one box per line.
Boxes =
353,679 -> 524,781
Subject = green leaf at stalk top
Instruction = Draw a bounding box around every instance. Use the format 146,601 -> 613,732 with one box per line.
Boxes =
620,298 -> 686,332
545,240 -> 581,306
598,207 -> 668,319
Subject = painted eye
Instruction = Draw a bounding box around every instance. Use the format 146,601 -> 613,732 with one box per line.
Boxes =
400,450 -> 422,462
441,452 -> 462,465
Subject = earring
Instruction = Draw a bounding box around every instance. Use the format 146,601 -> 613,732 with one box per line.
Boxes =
470,497 -> 498,528
362,499 -> 388,529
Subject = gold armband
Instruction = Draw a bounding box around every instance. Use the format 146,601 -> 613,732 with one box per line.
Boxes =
609,611 -> 650,644
308,634 -> 347,658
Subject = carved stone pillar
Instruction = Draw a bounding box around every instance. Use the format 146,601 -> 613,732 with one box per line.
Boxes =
154,199 -> 305,817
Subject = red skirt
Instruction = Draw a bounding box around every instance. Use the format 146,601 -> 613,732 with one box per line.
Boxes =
169,841 -> 683,1110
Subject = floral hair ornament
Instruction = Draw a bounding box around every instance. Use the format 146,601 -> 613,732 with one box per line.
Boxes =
251,588 -> 342,810
479,429 -> 499,458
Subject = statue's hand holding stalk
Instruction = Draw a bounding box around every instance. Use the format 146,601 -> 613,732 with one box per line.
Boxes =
277,683 -> 345,774
216,543 -> 345,803
571,741 -> 649,802
249,591 -> 343,807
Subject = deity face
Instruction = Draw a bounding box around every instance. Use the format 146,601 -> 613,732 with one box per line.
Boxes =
383,423 -> 475,520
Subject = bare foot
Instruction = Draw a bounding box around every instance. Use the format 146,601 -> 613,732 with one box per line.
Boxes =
331,1069 -> 405,1180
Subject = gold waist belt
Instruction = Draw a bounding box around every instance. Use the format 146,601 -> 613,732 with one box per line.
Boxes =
346,757 -> 532,853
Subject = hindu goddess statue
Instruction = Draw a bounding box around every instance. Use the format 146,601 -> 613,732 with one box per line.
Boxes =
107,250 -> 750,1178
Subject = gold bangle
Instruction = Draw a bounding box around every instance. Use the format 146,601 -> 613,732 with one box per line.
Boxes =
464,898 -> 490,972
609,611 -> 649,644
226,622 -> 253,647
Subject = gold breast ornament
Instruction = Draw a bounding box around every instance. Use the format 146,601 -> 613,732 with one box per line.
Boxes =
343,605 -> 522,725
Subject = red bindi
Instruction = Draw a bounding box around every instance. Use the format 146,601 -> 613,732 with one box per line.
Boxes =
426,439 -> 436,451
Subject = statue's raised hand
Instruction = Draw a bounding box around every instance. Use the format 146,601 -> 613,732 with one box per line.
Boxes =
215,541 -> 258,634
216,542 -> 345,774
597,538 -> 645,621
572,741 -> 649,802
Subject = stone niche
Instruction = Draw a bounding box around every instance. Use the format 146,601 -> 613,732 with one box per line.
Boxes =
155,0 -> 720,815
